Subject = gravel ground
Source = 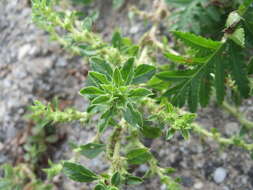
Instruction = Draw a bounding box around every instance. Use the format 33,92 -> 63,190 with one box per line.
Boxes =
0,0 -> 253,190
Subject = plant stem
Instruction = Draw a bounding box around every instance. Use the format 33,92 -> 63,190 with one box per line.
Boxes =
193,123 -> 253,151
222,101 -> 253,129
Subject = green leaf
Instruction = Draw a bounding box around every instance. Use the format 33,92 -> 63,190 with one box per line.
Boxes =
128,88 -> 152,98
126,148 -> 152,165
125,175 -> 143,185
156,70 -> 194,81
111,172 -> 121,187
228,27 -> 245,47
90,57 -> 113,77
172,31 -> 221,50
113,68 -> 123,86
123,103 -> 143,128
214,56 -> 225,104
132,64 -> 156,84
63,162 -> 98,182
121,58 -> 134,85
181,129 -> 190,140
229,42 -> 250,98
247,57 -> 253,75
80,86 -> 105,95
77,143 -> 106,159
166,128 -> 176,140
91,95 -> 111,105
94,184 -> 107,190
188,77 -> 200,112
199,73 -> 212,107
140,124 -> 162,139
226,11 -> 241,28
89,71 -> 110,85
112,31 -> 122,49
164,51 -> 208,64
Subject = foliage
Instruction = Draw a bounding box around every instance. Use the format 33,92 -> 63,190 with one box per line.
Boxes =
2,0 -> 253,190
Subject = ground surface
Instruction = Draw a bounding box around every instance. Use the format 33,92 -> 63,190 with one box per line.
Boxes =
0,0 -> 253,190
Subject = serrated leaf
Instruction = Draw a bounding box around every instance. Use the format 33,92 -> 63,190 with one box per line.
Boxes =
140,124 -> 162,139
188,77 -> 200,112
111,172 -> 121,187
132,64 -> 156,84
113,68 -> 123,86
125,175 -> 143,185
91,94 -> 111,105
80,86 -> 105,95
156,70 -> 194,81
164,51 -> 208,64
121,58 -> 134,85
94,184 -> 107,190
126,148 -> 152,165
172,31 -> 221,50
90,57 -> 113,77
123,103 -> 143,128
228,27 -> 245,47
128,88 -> 152,98
229,42 -> 250,98
77,143 -> 106,159
199,73 -> 212,107
214,56 -> 225,104
112,31 -> 122,49
166,128 -> 176,140
226,11 -> 241,28
63,162 -> 98,182
89,71 -> 110,85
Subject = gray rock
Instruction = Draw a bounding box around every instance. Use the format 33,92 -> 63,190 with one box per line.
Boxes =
213,167 -> 227,183
224,122 -> 240,136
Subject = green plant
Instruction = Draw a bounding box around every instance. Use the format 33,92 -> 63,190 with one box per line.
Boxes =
0,164 -> 53,190
10,0 -> 253,189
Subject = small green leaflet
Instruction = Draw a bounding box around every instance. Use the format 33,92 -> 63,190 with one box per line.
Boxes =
121,58 -> 134,85
228,42 -> 250,98
89,71 -> 110,85
94,184 -> 107,190
123,103 -> 143,128
226,11 -> 242,28
132,64 -> 156,84
113,68 -> 123,86
90,57 -> 113,78
126,148 -> 152,165
80,86 -> 105,95
124,174 -> 143,185
111,172 -> 121,187
63,162 -> 98,182
76,143 -> 106,159
91,95 -> 111,105
228,27 -> 245,47
172,31 -> 221,50
128,88 -> 152,98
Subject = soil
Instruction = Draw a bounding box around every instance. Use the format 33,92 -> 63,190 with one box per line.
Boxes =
0,0 -> 253,190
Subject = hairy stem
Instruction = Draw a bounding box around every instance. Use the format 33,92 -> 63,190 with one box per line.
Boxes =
222,101 -> 253,129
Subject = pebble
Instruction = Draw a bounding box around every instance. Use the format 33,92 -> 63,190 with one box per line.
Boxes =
224,122 -> 239,136
194,182 -> 203,189
18,44 -> 32,60
213,167 -> 227,183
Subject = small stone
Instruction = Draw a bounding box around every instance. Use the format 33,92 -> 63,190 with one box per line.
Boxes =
18,44 -> 31,60
130,25 -> 139,34
213,167 -> 227,183
224,122 -> 239,136
222,186 -> 230,190
194,182 -> 203,189
181,176 -> 194,187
